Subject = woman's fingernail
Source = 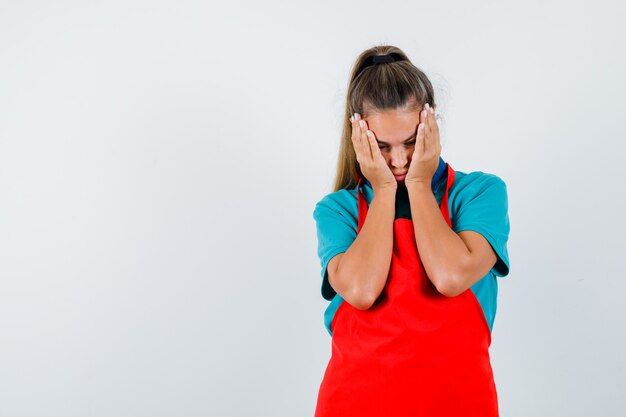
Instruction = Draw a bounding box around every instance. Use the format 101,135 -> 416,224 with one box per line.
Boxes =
359,120 -> 365,128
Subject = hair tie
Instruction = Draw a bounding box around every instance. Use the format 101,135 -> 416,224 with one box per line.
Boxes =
371,54 -> 395,64
356,52 -> 403,78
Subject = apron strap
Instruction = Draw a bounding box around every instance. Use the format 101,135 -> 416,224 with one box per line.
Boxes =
440,163 -> 456,228
357,175 -> 367,233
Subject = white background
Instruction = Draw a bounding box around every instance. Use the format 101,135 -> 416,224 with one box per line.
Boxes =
1,0 -> 625,416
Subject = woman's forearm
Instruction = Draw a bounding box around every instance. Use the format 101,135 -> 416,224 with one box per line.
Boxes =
407,182 -> 470,295
333,187 -> 396,309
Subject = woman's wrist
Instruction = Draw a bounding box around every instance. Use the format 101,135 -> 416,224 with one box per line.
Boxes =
372,185 -> 397,198
406,181 -> 431,195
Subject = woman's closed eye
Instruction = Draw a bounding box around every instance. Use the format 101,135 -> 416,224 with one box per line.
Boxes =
378,141 -> 415,151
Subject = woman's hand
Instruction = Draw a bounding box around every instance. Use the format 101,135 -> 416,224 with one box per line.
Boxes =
405,103 -> 441,186
350,113 -> 397,191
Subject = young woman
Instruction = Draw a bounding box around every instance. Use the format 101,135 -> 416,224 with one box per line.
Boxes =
313,45 -> 511,416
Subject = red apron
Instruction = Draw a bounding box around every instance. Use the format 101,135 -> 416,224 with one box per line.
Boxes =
315,163 -> 499,417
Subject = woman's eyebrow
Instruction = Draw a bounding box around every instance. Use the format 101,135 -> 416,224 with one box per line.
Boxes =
376,133 -> 417,145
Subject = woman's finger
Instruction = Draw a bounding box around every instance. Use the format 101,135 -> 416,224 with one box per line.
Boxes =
429,107 -> 439,136
431,109 -> 441,155
420,107 -> 430,153
351,114 -> 365,161
365,129 -> 381,161
416,122 -> 426,155
423,107 -> 433,149
428,107 -> 440,155
359,119 -> 373,160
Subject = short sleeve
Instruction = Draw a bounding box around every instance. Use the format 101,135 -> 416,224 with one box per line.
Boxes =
451,173 -> 511,277
313,191 -> 359,300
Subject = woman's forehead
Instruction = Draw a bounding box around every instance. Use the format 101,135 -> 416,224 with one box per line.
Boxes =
366,110 -> 420,142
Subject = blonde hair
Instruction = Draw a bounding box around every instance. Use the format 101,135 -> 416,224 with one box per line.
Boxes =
333,45 -> 436,192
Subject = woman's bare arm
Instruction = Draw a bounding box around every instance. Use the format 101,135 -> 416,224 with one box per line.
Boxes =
326,187 -> 396,310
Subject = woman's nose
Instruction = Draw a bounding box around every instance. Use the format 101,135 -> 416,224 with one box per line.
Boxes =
390,148 -> 409,168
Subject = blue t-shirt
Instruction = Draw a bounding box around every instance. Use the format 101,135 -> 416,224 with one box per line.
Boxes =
313,161 -> 511,337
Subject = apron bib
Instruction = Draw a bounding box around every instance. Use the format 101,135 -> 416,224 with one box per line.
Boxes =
315,164 -> 499,417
